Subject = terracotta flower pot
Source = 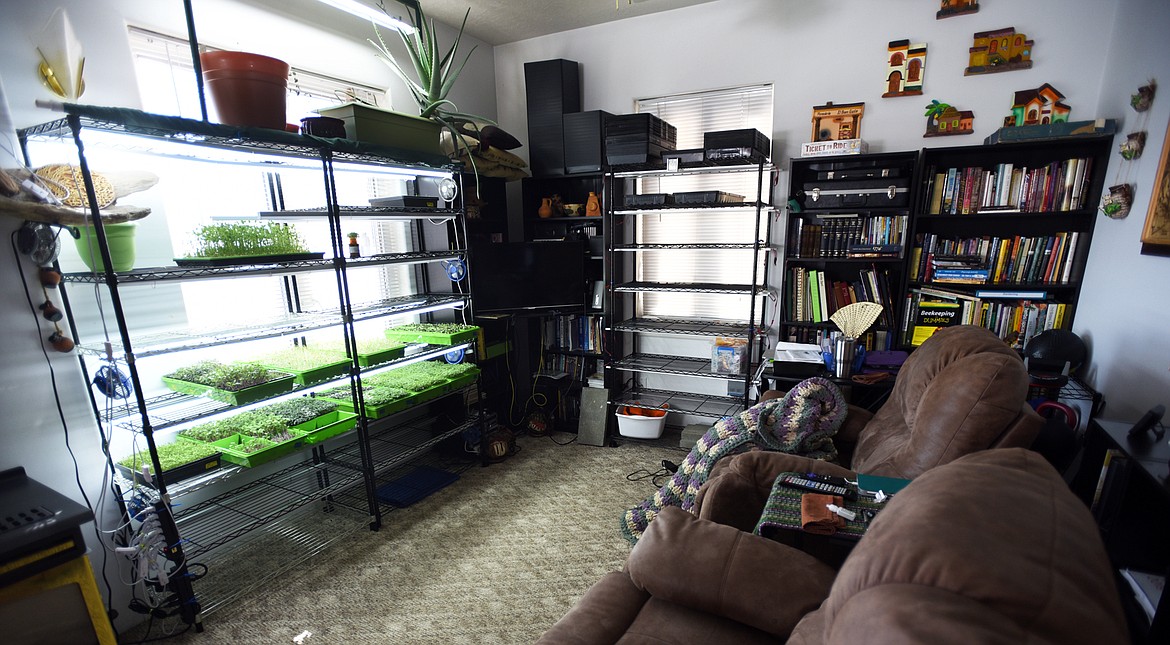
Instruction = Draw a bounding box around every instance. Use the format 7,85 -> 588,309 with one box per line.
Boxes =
199,51 -> 289,129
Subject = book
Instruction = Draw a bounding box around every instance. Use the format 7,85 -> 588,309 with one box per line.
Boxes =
911,300 -> 963,346
1120,569 -> 1165,622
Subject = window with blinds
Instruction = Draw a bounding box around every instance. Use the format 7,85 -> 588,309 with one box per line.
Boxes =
119,27 -> 418,348
634,84 -> 774,321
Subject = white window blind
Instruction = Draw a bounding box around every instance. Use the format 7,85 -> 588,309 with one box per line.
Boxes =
634,84 -> 774,321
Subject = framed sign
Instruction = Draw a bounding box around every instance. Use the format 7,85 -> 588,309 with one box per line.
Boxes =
1142,115 -> 1170,245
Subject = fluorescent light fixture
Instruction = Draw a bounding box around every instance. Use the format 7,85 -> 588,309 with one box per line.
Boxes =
312,0 -> 416,34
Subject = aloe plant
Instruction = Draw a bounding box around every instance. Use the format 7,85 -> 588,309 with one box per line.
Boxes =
369,5 -> 491,174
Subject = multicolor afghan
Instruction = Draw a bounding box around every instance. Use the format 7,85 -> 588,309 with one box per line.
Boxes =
620,377 -> 847,544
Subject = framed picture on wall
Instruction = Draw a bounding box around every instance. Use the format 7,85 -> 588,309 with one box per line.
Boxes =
1141,115 -> 1170,246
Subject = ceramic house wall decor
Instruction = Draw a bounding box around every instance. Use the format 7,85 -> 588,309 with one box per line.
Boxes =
937,0 -> 979,19
883,40 -> 926,98
924,100 -> 974,137
966,27 -> 1034,75
1003,83 -> 1070,127
810,101 -> 866,141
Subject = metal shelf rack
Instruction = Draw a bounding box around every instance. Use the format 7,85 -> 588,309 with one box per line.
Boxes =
20,103 -> 483,628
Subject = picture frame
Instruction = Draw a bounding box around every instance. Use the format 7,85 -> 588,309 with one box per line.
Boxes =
1141,115 -> 1170,246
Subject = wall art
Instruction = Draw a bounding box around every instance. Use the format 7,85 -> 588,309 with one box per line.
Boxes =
924,100 -> 974,137
966,27 -> 1033,75
937,0 -> 979,19
882,40 -> 926,98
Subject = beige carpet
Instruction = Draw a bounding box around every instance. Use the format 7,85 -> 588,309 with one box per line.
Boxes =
125,433 -> 685,644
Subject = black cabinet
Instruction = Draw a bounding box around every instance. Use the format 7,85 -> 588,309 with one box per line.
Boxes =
902,135 -> 1111,349
781,151 -> 918,350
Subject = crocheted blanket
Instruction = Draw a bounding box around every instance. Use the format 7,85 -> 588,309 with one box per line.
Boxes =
620,377 -> 846,544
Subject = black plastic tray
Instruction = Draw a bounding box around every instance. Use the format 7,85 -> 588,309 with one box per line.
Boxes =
173,252 -> 325,267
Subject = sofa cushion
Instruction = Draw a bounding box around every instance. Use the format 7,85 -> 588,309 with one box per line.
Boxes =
627,506 -> 835,638
851,325 -> 1037,478
814,448 -> 1128,644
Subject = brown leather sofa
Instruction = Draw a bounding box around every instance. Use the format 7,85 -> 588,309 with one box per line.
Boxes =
697,324 -> 1046,532
537,449 -> 1128,644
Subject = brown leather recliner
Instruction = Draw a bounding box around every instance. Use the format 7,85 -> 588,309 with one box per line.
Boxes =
537,449 -> 1128,644
695,324 -> 1046,532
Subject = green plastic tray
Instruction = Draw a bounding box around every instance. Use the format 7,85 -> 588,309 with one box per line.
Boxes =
258,358 -> 351,386
316,389 -> 418,420
213,431 -> 306,468
444,370 -> 480,393
356,344 -> 407,368
293,410 -> 358,444
161,372 -> 297,406
384,326 -> 479,347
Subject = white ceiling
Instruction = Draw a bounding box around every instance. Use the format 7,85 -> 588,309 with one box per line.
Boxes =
255,0 -> 722,46
418,0 -> 721,45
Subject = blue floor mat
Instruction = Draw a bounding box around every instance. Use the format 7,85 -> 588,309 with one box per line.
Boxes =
375,465 -> 460,507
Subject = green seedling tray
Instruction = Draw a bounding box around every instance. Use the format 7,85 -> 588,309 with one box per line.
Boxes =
444,371 -> 480,393
384,326 -> 479,347
316,390 -> 419,420
356,344 -> 407,368
259,358 -> 351,386
162,373 -> 297,406
213,432 -> 306,468
293,410 -> 358,444
115,449 -> 222,486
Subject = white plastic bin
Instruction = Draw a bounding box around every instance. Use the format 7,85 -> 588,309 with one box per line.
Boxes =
616,410 -> 667,439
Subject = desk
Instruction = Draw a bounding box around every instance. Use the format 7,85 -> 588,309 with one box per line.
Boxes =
1073,418 -> 1170,645
764,365 -> 895,412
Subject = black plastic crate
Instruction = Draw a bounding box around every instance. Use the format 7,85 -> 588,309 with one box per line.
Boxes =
673,190 -> 745,205
624,193 -> 673,208
704,128 -> 770,163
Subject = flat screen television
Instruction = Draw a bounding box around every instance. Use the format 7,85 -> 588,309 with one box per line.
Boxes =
469,240 -> 586,314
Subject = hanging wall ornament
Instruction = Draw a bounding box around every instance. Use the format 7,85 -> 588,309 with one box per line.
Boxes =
1101,183 -> 1134,219
1104,79 -> 1158,219
1132,81 -> 1157,112
1120,132 -> 1147,160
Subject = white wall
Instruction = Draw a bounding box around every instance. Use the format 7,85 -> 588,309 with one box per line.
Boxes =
0,0 -> 495,633
494,0 -> 1170,422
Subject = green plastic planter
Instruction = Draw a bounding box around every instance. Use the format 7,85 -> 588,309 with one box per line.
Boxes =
384,325 -> 479,347
162,372 -> 297,406
293,410 -> 358,444
258,358 -> 351,386
213,432 -> 306,468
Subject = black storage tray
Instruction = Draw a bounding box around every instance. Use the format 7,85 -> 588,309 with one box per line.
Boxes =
673,190 -> 745,205
704,128 -> 770,163
625,193 -> 673,207
800,177 -> 911,208
815,167 -> 903,181
661,149 -> 705,165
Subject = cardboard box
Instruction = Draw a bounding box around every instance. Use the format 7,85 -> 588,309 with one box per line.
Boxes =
800,138 -> 869,157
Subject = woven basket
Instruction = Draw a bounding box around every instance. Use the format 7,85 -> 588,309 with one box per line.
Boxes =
35,165 -> 116,208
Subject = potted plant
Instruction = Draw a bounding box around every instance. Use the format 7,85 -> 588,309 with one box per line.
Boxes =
162,360 -> 296,406
175,221 -> 319,266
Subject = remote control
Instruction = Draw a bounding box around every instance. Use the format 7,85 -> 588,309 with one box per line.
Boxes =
779,474 -> 858,500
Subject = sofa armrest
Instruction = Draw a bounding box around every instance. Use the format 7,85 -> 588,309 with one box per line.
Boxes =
695,451 -> 859,532
536,571 -> 650,644
626,507 -> 835,638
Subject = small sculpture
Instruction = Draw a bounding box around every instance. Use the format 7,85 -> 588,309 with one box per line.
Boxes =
1101,184 -> 1134,219
586,191 -> 601,217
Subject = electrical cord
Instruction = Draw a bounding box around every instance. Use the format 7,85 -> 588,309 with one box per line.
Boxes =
11,229 -> 121,637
